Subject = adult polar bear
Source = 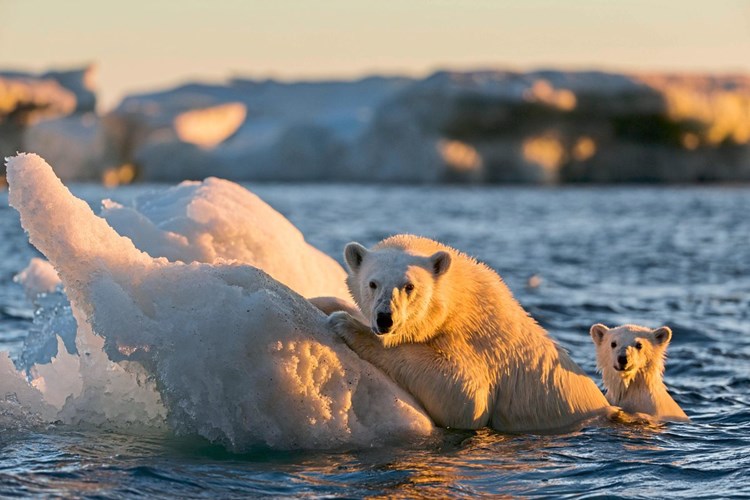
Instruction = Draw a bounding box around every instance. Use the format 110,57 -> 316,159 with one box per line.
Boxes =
329,235 -> 611,432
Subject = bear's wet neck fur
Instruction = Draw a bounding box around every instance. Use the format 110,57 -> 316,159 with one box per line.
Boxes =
603,362 -> 666,410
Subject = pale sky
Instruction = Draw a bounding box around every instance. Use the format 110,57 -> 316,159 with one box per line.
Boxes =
2,0 -> 749,110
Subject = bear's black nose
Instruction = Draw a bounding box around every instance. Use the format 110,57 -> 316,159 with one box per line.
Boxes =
376,312 -> 393,333
617,355 -> 628,367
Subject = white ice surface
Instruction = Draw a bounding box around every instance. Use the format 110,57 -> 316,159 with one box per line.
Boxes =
0,351 -> 56,432
14,257 -> 60,300
99,176 -> 350,300
14,172 -> 351,371
4,153 -> 432,450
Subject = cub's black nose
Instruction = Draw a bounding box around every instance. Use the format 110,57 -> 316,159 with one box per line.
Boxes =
617,355 -> 628,367
376,312 -> 393,333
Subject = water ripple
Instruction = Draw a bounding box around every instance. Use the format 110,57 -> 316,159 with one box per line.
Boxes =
1,185 -> 750,498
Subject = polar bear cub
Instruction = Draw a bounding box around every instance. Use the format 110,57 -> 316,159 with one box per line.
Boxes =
590,323 -> 688,422
328,234 -> 611,433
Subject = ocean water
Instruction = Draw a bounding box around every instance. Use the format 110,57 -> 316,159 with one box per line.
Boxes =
1,184 -> 749,498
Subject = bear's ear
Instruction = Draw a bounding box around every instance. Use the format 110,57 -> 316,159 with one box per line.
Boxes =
653,326 -> 672,346
343,242 -> 369,273
429,251 -> 452,277
590,323 -> 609,345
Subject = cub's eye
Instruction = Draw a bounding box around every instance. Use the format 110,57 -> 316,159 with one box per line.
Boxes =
404,283 -> 415,293
635,342 -> 643,350
369,281 -> 377,290
610,342 -> 617,348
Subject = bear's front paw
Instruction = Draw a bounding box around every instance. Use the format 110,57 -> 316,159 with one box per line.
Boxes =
328,311 -> 356,339
328,311 -> 373,348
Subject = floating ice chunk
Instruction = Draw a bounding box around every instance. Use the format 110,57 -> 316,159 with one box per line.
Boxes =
6,153 -> 432,450
14,257 -> 61,300
17,287 -> 77,372
0,351 -> 56,432
100,199 -> 200,264
55,314 -> 167,429
100,176 -> 350,300
11,270 -> 165,427
12,164 -> 355,428
17,171 -> 351,371
30,337 -> 82,409
13,258 -> 77,372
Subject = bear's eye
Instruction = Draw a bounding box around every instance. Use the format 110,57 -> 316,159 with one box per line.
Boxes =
610,341 -> 617,348
404,283 -> 415,293
635,342 -> 643,350
369,281 -> 377,290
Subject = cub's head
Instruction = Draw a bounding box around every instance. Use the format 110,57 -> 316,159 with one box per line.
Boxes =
590,323 -> 672,385
343,241 -> 452,346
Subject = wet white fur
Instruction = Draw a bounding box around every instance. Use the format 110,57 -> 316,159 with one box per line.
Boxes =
309,296 -> 366,323
329,234 -> 611,432
590,324 -> 689,422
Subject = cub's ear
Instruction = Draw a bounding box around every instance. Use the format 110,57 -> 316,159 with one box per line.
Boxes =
653,326 -> 672,346
343,242 -> 369,273
590,323 -> 609,346
429,251 -> 452,277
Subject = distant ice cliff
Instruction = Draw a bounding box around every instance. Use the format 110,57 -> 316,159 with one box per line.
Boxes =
2,67 -> 750,184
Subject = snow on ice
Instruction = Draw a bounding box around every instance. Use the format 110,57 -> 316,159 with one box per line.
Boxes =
2,153 -> 432,450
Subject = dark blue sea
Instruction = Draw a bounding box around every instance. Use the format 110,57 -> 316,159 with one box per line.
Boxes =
1,184 -> 749,498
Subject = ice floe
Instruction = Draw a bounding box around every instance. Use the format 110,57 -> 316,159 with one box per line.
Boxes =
3,153 -> 432,450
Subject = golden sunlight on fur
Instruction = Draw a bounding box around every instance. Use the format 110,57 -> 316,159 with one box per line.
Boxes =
328,234 -> 612,432
590,323 -> 689,422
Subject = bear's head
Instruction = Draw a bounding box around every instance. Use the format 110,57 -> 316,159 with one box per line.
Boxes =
342,241 -> 452,346
590,323 -> 672,386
